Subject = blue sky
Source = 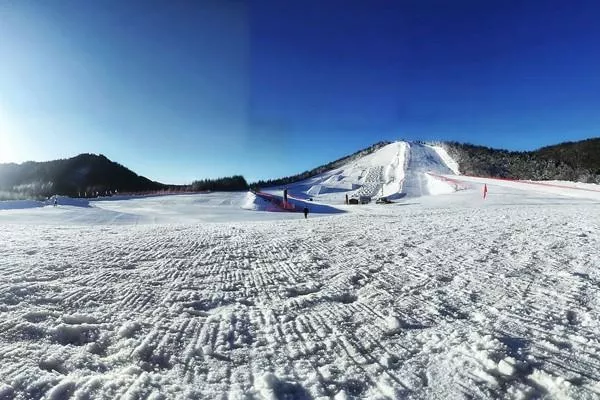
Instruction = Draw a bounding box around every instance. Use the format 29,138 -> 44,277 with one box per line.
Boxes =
1,0 -> 599,183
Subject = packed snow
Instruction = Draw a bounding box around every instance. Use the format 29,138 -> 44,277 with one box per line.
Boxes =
1,177 -> 600,399
1,145 -> 600,399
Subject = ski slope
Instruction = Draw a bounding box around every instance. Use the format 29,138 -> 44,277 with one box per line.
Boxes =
1,179 -> 600,399
400,143 -> 456,198
271,141 -> 461,204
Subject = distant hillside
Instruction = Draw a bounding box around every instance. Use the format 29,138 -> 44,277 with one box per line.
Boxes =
0,154 -> 165,200
441,137 -> 600,183
251,141 -> 392,189
535,138 -> 600,173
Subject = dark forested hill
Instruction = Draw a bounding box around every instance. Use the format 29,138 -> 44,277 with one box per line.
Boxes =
0,154 -> 165,199
535,138 -> 600,174
441,138 -> 600,183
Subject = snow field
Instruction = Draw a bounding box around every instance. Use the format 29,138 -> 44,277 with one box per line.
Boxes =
0,193 -> 311,225
1,197 -> 600,399
448,175 -> 600,202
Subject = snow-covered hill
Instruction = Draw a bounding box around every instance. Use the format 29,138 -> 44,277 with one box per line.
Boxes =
265,141 -> 461,203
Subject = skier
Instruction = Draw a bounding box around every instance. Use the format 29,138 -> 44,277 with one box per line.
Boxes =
53,196 -> 58,207
303,207 -> 309,219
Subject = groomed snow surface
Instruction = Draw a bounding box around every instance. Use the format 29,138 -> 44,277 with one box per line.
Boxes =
1,176 -> 600,399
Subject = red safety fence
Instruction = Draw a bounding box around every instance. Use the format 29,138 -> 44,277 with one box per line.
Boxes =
426,173 -> 471,190
252,191 -> 301,212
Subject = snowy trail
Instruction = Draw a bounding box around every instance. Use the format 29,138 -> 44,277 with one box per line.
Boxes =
401,143 -> 455,198
1,190 -> 600,398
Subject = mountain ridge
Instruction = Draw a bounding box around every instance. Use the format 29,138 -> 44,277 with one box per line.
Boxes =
1,137 -> 598,200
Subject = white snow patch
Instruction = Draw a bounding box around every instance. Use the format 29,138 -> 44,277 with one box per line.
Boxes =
497,357 -> 517,376
384,316 -> 403,335
425,173 -> 457,195
529,370 -> 572,398
118,321 -> 141,338
429,144 -> 461,175
46,379 -> 77,400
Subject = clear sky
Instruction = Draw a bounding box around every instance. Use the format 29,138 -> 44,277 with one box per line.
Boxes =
1,0 -> 599,183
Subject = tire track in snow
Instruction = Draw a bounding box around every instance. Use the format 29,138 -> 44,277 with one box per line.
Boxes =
1,205 -> 599,398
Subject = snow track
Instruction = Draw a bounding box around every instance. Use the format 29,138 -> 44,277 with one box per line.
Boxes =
401,143 -> 456,198
1,196 -> 600,398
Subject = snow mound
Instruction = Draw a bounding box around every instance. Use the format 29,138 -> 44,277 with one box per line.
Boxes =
242,191 -> 281,212
243,191 -> 343,214
272,141 -> 463,204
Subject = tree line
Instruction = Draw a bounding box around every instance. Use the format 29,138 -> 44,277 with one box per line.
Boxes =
189,176 -> 248,192
442,138 -> 600,183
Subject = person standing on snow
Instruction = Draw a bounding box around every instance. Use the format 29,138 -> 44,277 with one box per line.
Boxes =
303,207 -> 309,219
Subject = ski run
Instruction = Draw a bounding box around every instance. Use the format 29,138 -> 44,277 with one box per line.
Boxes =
1,141 -> 600,399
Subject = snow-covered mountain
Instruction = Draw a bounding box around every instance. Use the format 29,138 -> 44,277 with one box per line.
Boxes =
268,141 -> 462,202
